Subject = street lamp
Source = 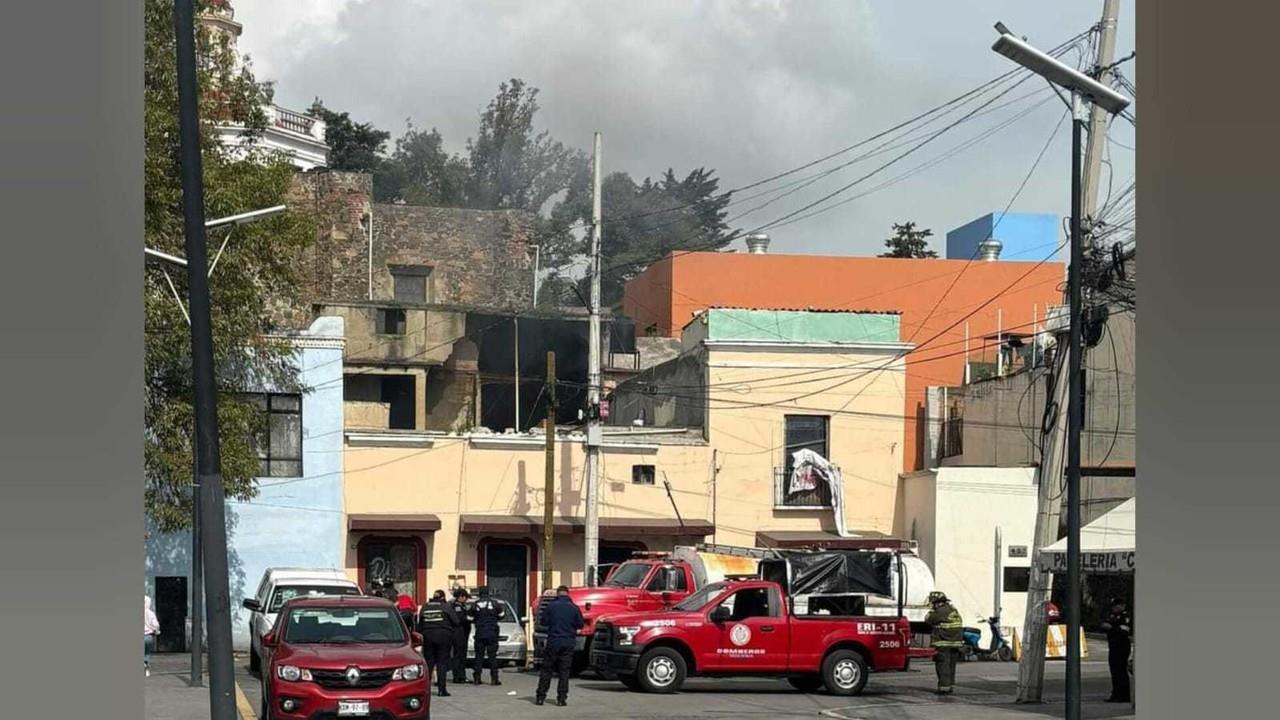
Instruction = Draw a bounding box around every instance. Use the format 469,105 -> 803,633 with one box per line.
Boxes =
991,23 -> 1129,720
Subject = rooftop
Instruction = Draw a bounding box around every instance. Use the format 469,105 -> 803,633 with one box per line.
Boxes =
686,307 -> 903,345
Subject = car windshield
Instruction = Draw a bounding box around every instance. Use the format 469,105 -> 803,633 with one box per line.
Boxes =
269,584 -> 360,613
282,607 -> 406,645
603,563 -> 650,588
672,582 -> 727,611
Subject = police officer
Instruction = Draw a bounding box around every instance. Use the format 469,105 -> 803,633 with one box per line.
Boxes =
449,588 -> 473,684
469,586 -> 506,685
1101,596 -> 1132,703
535,586 -> 583,707
926,591 -> 964,695
417,590 -> 461,697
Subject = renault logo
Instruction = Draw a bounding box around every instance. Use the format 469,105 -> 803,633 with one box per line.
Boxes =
345,667 -> 361,686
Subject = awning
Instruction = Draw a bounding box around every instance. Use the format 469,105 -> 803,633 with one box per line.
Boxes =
347,514 -> 442,532
459,514 -> 713,538
1039,497 -> 1135,574
756,530 -> 915,551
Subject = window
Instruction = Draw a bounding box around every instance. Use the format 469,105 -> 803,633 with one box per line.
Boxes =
632,464 -> 656,485
1003,566 -> 1031,593
784,415 -> 830,468
268,584 -> 361,614
378,308 -> 406,335
391,265 -> 432,303
282,607 -> 406,644
248,393 -> 302,477
717,587 -> 779,620
646,565 -> 688,593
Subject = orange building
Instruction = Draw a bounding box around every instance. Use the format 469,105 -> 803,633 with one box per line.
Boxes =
622,251 -> 1065,472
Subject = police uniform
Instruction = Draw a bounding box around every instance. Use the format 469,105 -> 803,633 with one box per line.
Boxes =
417,598 -> 460,695
1103,604 -> 1132,703
449,594 -> 472,683
926,598 -> 964,693
535,594 -> 584,706
469,593 -> 505,684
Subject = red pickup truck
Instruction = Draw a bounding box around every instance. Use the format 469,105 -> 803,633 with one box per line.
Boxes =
589,578 -> 913,695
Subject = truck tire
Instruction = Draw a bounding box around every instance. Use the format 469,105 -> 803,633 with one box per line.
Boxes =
636,647 -> 687,694
787,675 -> 824,692
822,649 -> 869,696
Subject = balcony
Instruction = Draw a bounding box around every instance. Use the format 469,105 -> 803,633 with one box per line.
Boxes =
267,105 -> 325,142
773,465 -> 835,509
213,104 -> 329,171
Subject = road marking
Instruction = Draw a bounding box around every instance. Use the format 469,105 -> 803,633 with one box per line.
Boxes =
234,680 -> 257,720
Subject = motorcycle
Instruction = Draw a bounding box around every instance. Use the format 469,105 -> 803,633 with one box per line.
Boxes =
961,616 -> 1014,662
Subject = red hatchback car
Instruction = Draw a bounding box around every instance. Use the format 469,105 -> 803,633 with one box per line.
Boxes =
260,595 -> 429,720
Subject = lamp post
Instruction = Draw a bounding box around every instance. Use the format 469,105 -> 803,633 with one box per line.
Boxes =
991,26 -> 1129,720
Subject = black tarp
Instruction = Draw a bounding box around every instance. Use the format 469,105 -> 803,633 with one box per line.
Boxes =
761,551 -> 894,597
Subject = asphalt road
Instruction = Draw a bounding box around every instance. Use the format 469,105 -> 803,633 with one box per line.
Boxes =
231,649 -> 1135,720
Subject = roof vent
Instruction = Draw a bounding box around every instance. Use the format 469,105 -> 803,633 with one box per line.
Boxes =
745,233 -> 771,254
978,238 -> 1003,261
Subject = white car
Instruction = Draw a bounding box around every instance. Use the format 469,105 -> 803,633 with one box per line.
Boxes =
241,568 -> 361,673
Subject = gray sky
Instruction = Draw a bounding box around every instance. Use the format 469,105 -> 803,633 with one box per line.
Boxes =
232,0 -> 1135,257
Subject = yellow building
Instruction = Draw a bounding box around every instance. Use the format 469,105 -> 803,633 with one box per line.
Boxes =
340,308 -> 911,615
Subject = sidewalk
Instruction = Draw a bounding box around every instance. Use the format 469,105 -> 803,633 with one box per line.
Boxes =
144,653 -> 255,720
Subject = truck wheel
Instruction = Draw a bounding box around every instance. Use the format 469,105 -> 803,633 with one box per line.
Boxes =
822,649 -> 869,696
787,675 -> 824,692
637,647 -> 687,694
997,645 -> 1014,662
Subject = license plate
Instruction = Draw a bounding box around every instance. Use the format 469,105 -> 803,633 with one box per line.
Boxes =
337,700 -> 370,716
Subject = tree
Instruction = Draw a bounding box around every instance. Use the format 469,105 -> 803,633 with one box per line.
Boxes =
879,221 -> 938,258
465,78 -> 587,213
375,121 -> 469,206
307,99 -> 390,173
543,167 -> 733,308
145,0 -> 315,532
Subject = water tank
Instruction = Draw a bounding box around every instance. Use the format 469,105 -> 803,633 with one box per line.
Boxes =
745,233 -> 771,254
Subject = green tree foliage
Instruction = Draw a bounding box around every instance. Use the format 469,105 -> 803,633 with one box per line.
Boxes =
145,0 -> 315,532
376,122 -> 470,206
878,221 -> 938,258
307,99 -> 390,173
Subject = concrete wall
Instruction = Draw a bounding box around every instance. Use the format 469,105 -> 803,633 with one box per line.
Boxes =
945,212 -> 1061,262
899,467 -> 1039,640
341,430 -> 712,607
145,317 -> 347,651
609,349 -> 708,431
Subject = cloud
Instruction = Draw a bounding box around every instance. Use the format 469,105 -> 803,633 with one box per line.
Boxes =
230,0 -> 1135,256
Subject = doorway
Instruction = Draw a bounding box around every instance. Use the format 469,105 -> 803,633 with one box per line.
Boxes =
154,576 -> 188,653
359,537 -> 425,602
484,543 -> 529,614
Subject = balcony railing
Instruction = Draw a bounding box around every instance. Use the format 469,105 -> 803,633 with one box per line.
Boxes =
773,465 -> 835,509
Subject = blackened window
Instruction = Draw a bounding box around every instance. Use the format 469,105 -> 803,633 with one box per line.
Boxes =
632,464 -> 656,485
391,265 -> 432,303
247,393 -> 302,477
1003,566 -> 1031,593
378,308 -> 406,335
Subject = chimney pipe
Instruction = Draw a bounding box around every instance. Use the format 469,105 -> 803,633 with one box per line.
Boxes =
745,233 -> 770,254
978,238 -> 1003,261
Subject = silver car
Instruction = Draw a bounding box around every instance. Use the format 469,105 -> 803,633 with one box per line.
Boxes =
464,597 -> 527,666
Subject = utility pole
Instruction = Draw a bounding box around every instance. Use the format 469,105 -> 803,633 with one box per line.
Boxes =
1081,0 -> 1122,234
542,352 -> 557,592
514,317 -> 520,431
583,132 -> 604,586
1063,95 -> 1087,720
174,1 -> 236,717
190,442 -> 202,685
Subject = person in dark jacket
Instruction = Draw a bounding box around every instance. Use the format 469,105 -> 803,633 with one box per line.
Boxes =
926,591 -> 964,695
417,590 -> 461,696
449,588 -> 472,684
535,586 -> 584,706
468,586 -> 506,685
1101,597 -> 1132,703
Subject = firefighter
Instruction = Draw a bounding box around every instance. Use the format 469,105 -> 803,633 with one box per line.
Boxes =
449,587 -> 473,684
926,591 -> 964,695
469,586 -> 506,685
1101,597 -> 1132,703
417,589 -> 461,697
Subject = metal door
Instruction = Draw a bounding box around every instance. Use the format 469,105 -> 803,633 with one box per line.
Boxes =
485,543 -> 528,615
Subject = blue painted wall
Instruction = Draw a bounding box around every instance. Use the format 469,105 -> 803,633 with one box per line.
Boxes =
145,316 -> 346,650
945,212 -> 1060,262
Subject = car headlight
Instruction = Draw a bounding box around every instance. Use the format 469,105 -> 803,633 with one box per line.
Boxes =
392,664 -> 423,681
617,626 -> 641,646
276,665 -> 312,682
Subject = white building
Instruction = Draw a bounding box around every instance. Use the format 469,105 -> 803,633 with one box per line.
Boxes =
202,1 -> 329,170
898,466 -> 1040,641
